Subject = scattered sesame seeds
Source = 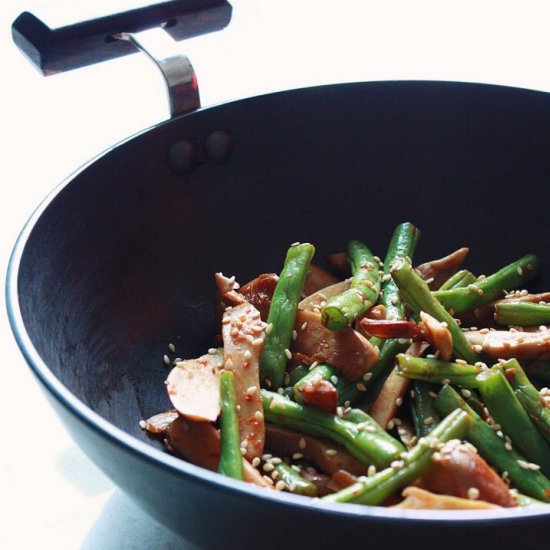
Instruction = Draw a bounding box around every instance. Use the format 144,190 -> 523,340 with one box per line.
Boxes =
467,487 -> 480,500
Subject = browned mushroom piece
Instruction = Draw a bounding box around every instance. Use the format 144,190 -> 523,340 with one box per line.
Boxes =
394,487 -> 500,510
420,439 -> 516,507
291,309 -> 379,381
464,328 -> 550,359
302,264 -> 340,297
415,247 -> 469,290
419,311 -> 453,361
221,302 -> 267,461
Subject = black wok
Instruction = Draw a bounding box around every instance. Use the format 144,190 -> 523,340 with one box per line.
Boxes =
7,2 -> 550,548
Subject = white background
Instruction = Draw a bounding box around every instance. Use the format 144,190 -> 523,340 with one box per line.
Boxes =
2,1 -> 550,548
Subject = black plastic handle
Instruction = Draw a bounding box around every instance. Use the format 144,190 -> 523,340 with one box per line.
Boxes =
12,0 -> 232,76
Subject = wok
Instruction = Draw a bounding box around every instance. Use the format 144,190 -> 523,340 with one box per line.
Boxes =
7,1 -> 550,548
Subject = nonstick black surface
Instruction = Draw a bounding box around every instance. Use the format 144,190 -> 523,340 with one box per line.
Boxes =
11,81 -> 550,548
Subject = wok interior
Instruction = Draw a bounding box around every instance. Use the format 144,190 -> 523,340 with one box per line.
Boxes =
17,81 -> 550,455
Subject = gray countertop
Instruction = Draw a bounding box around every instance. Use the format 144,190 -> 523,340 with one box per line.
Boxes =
2,1 -> 550,548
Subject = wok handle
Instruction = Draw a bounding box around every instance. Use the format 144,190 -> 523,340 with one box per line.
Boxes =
12,0 -> 232,76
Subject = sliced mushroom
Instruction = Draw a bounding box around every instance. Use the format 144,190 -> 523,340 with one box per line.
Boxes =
295,376 -> 338,414
420,439 -> 516,507
143,410 -> 179,435
222,302 -> 267,460
465,328 -> 550,359
420,311 -> 453,361
394,486 -> 499,510
415,247 -> 469,290
165,349 -> 224,422
265,424 -> 369,476
298,279 -> 351,313
303,264 -> 340,297
291,309 -> 379,381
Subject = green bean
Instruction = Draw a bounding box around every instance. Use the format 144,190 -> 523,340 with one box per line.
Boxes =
322,240 -> 382,330
260,243 -> 315,389
433,254 -> 539,313
439,269 -> 477,290
322,409 -> 471,505
434,384 -> 550,502
411,381 -> 440,437
390,258 -> 479,363
495,302 -> 550,326
261,390 -> 405,469
501,359 -> 550,445
475,367 -> 550,476
395,354 -> 482,388
218,371 -> 244,480
273,462 -> 318,496
342,408 -> 409,449
288,364 -> 310,386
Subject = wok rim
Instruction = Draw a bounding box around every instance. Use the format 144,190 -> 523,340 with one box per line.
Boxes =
6,79 -> 550,527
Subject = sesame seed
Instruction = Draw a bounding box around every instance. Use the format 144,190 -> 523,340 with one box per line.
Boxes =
331,375 -> 339,385
301,322 -> 308,331
275,480 -> 287,491
255,411 -> 264,421
461,389 -> 472,398
252,457 -> 261,468
244,350 -> 252,360
367,465 -> 377,477
528,462 -> 541,471
517,266 -> 523,276
265,378 -> 272,388
467,487 -> 480,500
163,355 -> 170,365
240,447 -> 247,456
252,338 -> 264,346
168,343 -> 176,353
424,416 -> 434,425
284,349 -> 292,360
455,359 -> 467,365
363,372 -> 373,381
517,459 -> 530,469
387,420 -> 395,430
270,457 -> 282,465
395,397 -> 403,407
290,241 -> 301,247
356,382 -> 367,392
263,463 -> 275,472
504,442 -> 513,451
441,379 -> 451,385
336,407 -> 344,418
397,337 -> 409,344
299,437 -> 307,449
391,460 -> 405,469
429,391 -> 438,399
225,358 -> 234,369
265,323 -> 273,334
325,449 -> 338,456
208,348 -> 218,354
292,453 -> 304,460
138,420 -> 146,429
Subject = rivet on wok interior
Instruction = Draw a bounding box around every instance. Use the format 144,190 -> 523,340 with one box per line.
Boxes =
204,130 -> 232,163
168,140 -> 197,174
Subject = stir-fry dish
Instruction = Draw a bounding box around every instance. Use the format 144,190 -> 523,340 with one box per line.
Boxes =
142,222 -> 550,509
